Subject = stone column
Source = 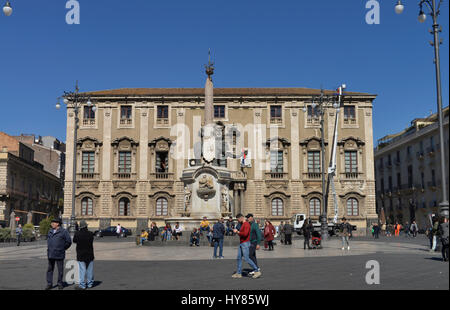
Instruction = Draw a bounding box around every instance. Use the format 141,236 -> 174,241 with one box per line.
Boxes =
10,211 -> 16,237
205,76 -> 214,126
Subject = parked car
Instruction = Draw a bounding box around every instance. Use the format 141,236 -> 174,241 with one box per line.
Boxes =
94,226 -> 132,238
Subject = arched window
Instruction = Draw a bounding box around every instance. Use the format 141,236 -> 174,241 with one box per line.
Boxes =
119,197 -> 130,216
309,198 -> 321,216
156,197 -> 168,216
271,198 -> 284,216
81,197 -> 93,216
347,198 -> 359,216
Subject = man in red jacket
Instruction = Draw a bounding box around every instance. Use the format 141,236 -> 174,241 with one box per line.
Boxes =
232,214 -> 261,279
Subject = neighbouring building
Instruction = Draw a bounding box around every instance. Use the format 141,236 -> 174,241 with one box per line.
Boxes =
63,73 -> 378,235
374,106 -> 449,229
0,132 -> 64,227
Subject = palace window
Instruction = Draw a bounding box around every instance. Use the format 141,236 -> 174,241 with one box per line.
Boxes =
156,152 -> 169,173
82,152 -> 95,173
156,197 -> 168,216
309,198 -> 321,216
344,151 -> 358,173
408,165 -> 413,188
118,151 -> 132,173
157,106 -> 169,119
120,106 -> 132,125
83,106 -> 95,119
119,197 -> 130,216
347,198 -> 359,216
307,106 -> 320,124
271,198 -> 284,216
214,105 -> 226,118
81,197 -> 93,216
270,106 -> 282,124
270,151 -> 283,173
344,106 -> 356,124
308,151 -> 321,173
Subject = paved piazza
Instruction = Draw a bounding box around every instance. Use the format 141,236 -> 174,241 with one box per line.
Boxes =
0,235 -> 448,290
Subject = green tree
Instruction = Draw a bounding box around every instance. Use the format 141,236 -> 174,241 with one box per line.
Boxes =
39,217 -> 54,237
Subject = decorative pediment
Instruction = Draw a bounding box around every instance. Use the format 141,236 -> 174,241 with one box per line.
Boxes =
149,191 -> 176,198
75,191 -> 100,198
265,137 -> 291,148
111,191 -> 137,198
338,136 -> 365,147
77,136 -> 102,148
301,191 -> 323,199
148,137 -> 172,149
300,136 -> 328,147
264,191 -> 291,198
111,137 -> 139,147
338,191 -> 366,199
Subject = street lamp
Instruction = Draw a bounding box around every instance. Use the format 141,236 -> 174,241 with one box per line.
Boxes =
311,85 -> 346,240
3,1 -> 12,16
395,0 -> 449,219
56,81 -> 94,234
395,0 -> 405,14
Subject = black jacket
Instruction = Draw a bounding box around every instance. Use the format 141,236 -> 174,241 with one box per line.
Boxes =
73,228 -> 95,262
47,228 -> 72,260
302,223 -> 313,238
284,224 -> 293,235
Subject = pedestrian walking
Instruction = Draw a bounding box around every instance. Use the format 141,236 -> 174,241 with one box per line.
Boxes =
247,214 -> 262,276
302,219 -> 313,249
278,221 -> 285,244
264,220 -> 276,251
430,216 -> 440,252
226,216 -> 234,236
73,220 -> 95,290
340,217 -> 352,251
212,218 -> 225,258
116,223 -> 122,238
149,222 -> 158,241
283,221 -> 293,245
373,223 -> 380,239
232,214 -> 261,279
15,224 -> 22,246
394,222 -> 401,237
439,217 -> 449,262
404,222 -> 411,237
45,218 -> 72,290
410,221 -> 418,238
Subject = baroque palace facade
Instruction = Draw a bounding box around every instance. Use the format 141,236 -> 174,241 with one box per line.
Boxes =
64,87 -> 377,234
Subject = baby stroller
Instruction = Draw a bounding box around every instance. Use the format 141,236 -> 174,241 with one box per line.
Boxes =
311,231 -> 322,249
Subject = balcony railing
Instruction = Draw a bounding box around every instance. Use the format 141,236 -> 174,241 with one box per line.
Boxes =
78,172 -> 99,180
82,119 -> 96,126
156,118 -> 169,125
426,147 -> 436,156
306,117 -> 320,125
114,172 -> 132,179
343,118 -> 357,125
150,172 -> 174,180
342,172 -> 360,179
416,152 -> 425,160
120,118 -> 133,125
270,117 -> 283,125
266,172 -> 288,179
304,172 -> 322,179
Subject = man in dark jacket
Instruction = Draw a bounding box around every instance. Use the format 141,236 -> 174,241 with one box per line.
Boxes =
73,220 -> 95,290
247,214 -> 262,275
302,219 -> 313,250
46,218 -> 72,290
212,218 -> 226,258
284,221 -> 293,245
439,217 -> 449,262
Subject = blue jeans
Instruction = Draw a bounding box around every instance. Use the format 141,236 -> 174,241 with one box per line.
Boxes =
237,241 -> 259,274
78,261 -> 94,289
140,237 -> 146,245
213,238 -> 224,257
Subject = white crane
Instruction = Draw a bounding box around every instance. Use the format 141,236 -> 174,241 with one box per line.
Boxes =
328,84 -> 346,224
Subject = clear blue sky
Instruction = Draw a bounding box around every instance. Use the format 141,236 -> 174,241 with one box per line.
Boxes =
1,0 -> 448,143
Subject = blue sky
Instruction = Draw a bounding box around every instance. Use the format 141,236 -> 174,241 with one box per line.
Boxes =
1,0 -> 448,143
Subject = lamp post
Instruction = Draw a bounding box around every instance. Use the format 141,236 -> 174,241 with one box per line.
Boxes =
56,82 -> 94,234
395,0 -> 449,219
3,1 -> 13,16
304,85 -> 346,240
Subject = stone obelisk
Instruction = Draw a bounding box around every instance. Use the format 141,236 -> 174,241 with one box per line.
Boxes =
204,53 -> 214,126
202,51 -> 216,163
